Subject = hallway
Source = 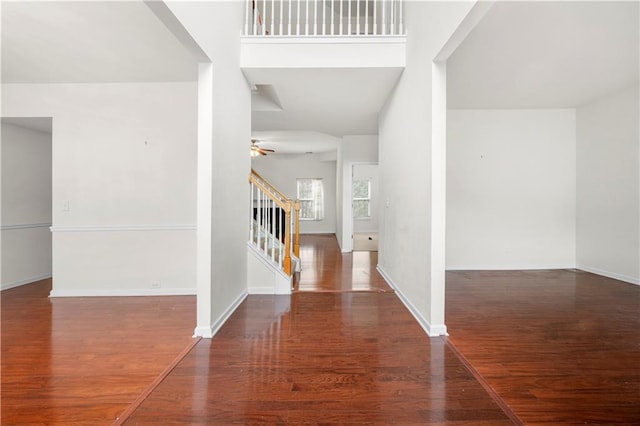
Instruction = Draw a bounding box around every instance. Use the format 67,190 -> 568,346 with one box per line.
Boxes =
297,234 -> 391,293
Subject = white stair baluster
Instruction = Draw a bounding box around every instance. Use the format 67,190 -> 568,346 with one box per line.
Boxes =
348,0 -> 351,35
330,0 -> 334,35
271,200 -> 276,261
314,0 -> 318,35
253,0 -> 258,35
365,0 -> 368,35
390,0 -> 394,35
263,0 -> 267,34
271,0 -> 275,34
288,0 -> 292,35
306,0 -> 309,35
356,0 -> 360,35
339,0 -> 343,35
245,0 -> 249,35
322,0 -> 325,35
399,0 -> 403,34
373,0 -> 377,35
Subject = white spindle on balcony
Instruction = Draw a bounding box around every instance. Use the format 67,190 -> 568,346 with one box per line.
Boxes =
244,0 -> 404,36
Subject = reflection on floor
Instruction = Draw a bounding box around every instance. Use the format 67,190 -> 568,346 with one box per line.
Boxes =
125,292 -> 512,424
297,234 -> 390,292
5,235 -> 637,424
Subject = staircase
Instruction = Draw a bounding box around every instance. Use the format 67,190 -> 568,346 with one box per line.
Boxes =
247,169 -> 300,294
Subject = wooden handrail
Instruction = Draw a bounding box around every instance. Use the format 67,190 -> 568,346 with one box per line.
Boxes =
249,175 -> 290,211
250,169 -> 289,204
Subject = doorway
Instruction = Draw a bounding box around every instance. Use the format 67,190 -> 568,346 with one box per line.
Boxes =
351,163 -> 379,251
0,117 -> 53,290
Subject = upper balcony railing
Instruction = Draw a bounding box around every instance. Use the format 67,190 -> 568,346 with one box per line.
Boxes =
244,0 -> 404,37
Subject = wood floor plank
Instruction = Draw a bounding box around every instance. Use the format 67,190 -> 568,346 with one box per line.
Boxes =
6,237 -> 636,424
297,234 -> 392,292
446,269 -> 640,424
1,279 -> 196,424
124,293 -> 511,424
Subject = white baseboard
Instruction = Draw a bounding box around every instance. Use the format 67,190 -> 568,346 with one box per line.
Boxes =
577,265 -> 639,286
376,265 -> 447,337
247,286 -> 274,294
49,287 -> 197,297
194,290 -> 248,338
1,274 -> 52,291
0,223 -> 51,231
445,264 -> 576,271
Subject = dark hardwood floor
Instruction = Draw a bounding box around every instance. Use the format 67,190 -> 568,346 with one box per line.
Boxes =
446,269 -> 640,425
3,236 -> 639,424
1,279 -> 196,425
124,292 -> 510,424
297,233 -> 392,293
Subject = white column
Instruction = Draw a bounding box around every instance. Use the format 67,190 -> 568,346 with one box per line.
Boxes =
430,61 -> 448,336
194,62 -> 213,338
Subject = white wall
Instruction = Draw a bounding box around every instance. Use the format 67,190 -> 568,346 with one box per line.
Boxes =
167,1 -> 252,336
1,83 -> 197,295
577,85 -> 639,284
446,109 -> 577,269
252,154 -> 337,234
337,135 -> 378,251
1,121 -> 52,289
377,1 -> 474,335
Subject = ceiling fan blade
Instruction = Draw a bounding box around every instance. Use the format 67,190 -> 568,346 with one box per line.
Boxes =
260,148 -> 275,152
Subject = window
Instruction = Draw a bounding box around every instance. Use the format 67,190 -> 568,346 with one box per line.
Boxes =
297,178 -> 324,220
352,179 -> 371,219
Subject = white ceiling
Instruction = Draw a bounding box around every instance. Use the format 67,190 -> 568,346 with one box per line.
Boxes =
447,1 -> 639,109
251,130 -> 341,155
1,1 -> 197,83
247,67 -> 403,154
248,67 -> 403,136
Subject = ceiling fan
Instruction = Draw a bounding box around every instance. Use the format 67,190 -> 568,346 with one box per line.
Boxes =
251,138 -> 275,157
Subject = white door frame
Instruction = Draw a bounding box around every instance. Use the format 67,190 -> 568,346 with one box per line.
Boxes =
343,161 -> 378,253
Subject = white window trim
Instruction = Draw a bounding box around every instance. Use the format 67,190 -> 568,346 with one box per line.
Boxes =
353,179 -> 371,220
